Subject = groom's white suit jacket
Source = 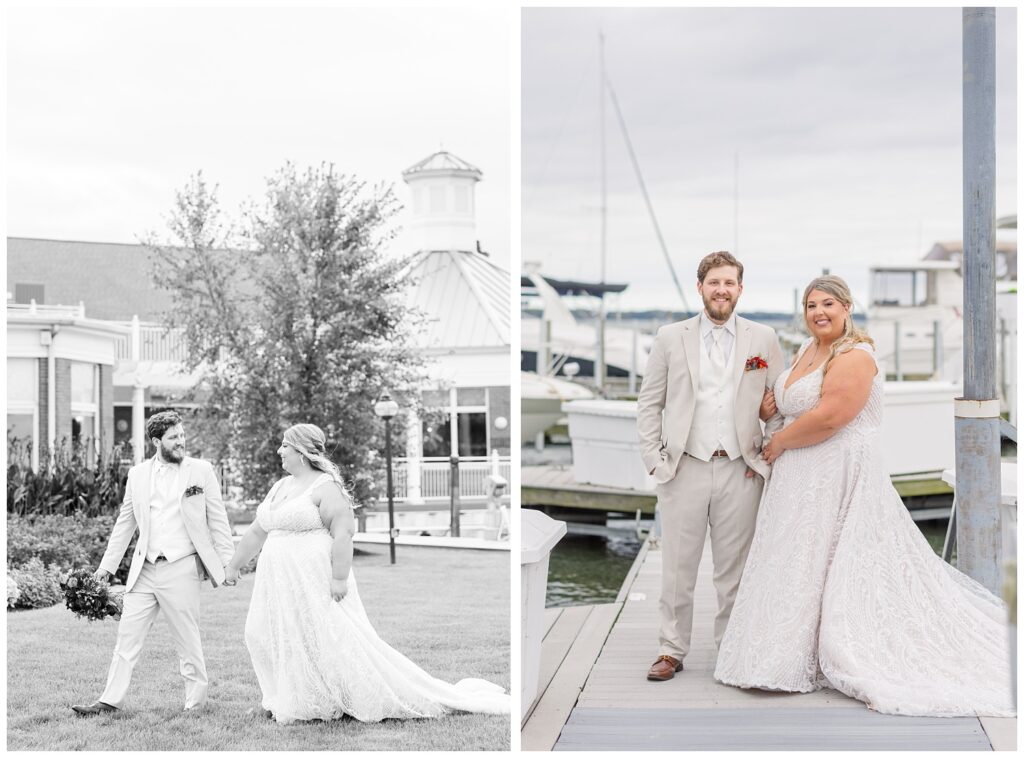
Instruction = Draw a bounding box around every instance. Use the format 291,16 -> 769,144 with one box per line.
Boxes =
100,456 -> 235,591
637,314 -> 785,483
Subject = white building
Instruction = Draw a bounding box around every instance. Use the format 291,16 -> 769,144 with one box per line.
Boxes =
6,150 -> 511,494
395,151 -> 511,503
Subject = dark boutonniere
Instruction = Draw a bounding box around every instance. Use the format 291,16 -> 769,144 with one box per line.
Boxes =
184,485 -> 204,497
745,355 -> 768,372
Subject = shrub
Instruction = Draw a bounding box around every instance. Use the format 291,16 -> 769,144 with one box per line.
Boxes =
8,558 -> 64,610
7,513 -> 134,584
7,438 -> 131,518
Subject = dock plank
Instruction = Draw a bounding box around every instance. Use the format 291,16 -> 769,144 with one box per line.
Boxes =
555,707 -> 992,751
522,603 -> 621,751
543,607 -> 562,639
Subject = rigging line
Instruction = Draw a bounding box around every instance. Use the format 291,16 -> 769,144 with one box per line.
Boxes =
603,71 -> 691,315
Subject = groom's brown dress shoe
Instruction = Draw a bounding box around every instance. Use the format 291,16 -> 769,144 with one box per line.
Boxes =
71,701 -> 118,716
646,655 -> 683,681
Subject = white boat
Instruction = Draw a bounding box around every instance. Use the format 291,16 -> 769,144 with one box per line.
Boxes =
563,381 -> 960,495
521,370 -> 595,441
867,239 -> 1016,423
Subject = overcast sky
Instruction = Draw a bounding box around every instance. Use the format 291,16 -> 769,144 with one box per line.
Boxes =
523,7 -> 1017,312
7,6 -> 512,270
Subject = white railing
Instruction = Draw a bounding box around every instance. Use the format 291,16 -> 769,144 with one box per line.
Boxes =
113,323 -> 189,362
391,455 -> 511,501
7,301 -> 87,318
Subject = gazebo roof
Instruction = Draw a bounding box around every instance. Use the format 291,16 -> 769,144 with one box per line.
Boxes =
406,249 -> 509,351
402,151 -> 483,181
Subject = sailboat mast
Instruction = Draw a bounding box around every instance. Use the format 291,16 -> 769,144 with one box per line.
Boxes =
597,30 -> 607,390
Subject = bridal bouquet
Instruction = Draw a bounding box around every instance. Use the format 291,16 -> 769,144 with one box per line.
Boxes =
60,569 -> 123,621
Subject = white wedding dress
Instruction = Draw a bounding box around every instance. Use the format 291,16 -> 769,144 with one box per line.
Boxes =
244,473 -> 510,724
714,341 -> 1015,717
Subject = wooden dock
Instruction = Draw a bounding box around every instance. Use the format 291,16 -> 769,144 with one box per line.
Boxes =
521,465 -> 656,514
522,465 -> 953,519
522,536 -> 1016,751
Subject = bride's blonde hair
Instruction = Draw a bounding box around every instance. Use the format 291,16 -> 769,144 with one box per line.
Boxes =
282,423 -> 353,503
802,275 -> 874,380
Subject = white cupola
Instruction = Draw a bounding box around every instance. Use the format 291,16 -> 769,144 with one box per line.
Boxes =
402,151 -> 482,253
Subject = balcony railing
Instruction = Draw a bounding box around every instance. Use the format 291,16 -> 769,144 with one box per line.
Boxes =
7,302 -> 87,318
113,323 -> 189,363
391,455 -> 511,501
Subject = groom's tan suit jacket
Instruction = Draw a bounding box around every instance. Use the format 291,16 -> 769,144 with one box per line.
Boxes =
100,456 -> 235,591
637,314 -> 785,481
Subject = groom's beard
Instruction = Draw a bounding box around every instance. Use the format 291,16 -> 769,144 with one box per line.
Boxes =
159,441 -> 185,463
702,292 -> 737,322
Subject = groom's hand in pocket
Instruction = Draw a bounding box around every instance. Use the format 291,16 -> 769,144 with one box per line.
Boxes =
331,578 -> 348,602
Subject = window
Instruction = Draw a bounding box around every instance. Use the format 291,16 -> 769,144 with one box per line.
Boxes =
870,270 -> 927,307
429,185 -> 447,213
70,361 -> 99,455
454,185 -> 470,213
14,283 -> 44,305
420,387 -> 490,458
7,358 -> 38,470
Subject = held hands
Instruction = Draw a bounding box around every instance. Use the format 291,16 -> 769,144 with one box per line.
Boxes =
759,389 -> 777,420
223,565 -> 239,587
761,433 -> 787,465
331,578 -> 348,602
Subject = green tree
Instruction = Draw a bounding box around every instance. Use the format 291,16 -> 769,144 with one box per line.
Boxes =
146,164 -> 428,502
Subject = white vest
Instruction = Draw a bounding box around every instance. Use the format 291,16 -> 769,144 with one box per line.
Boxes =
684,339 -> 742,461
147,462 -> 197,563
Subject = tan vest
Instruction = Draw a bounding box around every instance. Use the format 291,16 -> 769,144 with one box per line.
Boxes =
146,463 -> 197,562
684,336 -> 742,461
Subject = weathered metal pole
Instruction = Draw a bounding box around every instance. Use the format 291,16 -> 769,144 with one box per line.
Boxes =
385,417 -> 396,565
955,7 -> 1002,594
449,454 -> 461,537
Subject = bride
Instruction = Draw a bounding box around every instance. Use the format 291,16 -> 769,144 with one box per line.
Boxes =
224,423 -> 510,724
713,275 -> 1014,717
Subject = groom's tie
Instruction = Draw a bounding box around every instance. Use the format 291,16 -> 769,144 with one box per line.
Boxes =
710,326 -> 727,371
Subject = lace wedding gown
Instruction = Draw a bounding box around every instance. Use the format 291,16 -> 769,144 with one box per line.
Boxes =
714,341 -> 1015,717
244,474 -> 510,724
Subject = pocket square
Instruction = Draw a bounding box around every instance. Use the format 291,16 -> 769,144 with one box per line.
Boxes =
184,485 -> 204,497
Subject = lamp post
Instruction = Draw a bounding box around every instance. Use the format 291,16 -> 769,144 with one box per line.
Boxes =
374,391 -> 399,565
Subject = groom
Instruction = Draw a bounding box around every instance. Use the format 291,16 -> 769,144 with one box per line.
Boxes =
71,410 -> 236,715
636,251 -> 783,681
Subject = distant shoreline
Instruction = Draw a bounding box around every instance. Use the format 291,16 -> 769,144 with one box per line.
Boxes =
521,308 -> 867,325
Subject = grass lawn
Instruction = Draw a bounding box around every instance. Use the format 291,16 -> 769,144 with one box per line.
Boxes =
7,545 -> 511,751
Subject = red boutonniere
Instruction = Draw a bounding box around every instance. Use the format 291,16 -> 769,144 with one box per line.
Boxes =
745,356 -> 768,372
